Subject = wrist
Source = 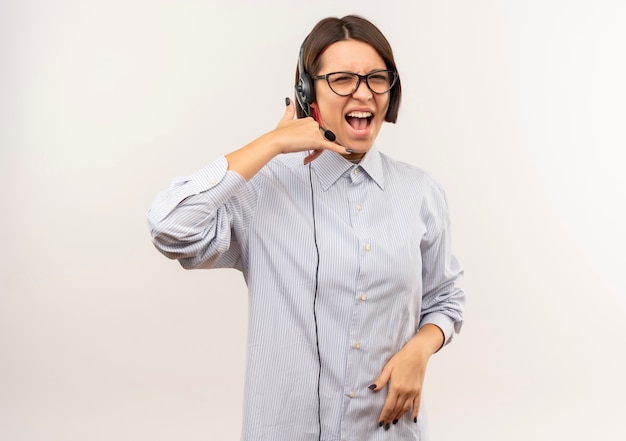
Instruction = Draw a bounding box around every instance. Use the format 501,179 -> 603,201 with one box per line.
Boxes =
255,130 -> 284,157
408,324 -> 445,357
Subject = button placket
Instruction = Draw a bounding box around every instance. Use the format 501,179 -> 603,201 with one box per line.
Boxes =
345,164 -> 370,411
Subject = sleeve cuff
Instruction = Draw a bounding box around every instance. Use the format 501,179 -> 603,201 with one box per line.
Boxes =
149,156 -> 247,222
419,312 -> 462,348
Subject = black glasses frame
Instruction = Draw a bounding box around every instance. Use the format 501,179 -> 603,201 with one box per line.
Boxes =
311,69 -> 398,96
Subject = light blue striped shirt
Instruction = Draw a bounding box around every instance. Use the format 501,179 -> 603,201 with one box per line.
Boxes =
147,146 -> 465,441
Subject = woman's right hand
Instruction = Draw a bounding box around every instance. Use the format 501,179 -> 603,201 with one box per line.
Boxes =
271,97 -> 347,164
225,98 -> 349,180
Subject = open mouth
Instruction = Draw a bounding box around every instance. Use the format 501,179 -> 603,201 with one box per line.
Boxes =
345,111 -> 373,131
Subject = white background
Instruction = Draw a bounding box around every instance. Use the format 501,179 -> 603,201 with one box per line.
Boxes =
1,1 -> 625,440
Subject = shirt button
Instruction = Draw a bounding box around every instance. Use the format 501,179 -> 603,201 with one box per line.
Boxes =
355,204 -> 362,212
365,244 -> 371,252
349,391 -> 356,398
353,168 -> 359,175
209,177 -> 217,185
353,342 -> 361,349
360,293 -> 367,301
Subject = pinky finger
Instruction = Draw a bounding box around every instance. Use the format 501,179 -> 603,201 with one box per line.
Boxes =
303,149 -> 323,164
411,396 -> 421,423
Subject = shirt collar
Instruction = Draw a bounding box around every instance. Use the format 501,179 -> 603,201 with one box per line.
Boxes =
310,145 -> 385,191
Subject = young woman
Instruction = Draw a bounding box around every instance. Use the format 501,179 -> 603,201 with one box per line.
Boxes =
147,14 -> 465,441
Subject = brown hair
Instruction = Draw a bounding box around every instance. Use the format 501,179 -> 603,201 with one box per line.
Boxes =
295,15 -> 402,122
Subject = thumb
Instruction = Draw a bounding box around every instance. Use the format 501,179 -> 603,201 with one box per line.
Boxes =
280,97 -> 296,122
369,364 -> 392,392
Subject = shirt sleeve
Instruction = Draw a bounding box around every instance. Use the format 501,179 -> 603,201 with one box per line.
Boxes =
146,156 -> 255,271
418,180 -> 466,347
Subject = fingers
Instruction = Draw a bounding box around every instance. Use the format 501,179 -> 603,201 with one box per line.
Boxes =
276,97 -> 349,161
369,365 -> 391,394
377,391 -> 414,429
370,367 -> 421,430
281,97 -> 296,123
411,394 -> 421,424
370,367 -> 394,428
374,385 -> 421,429
303,149 -> 323,165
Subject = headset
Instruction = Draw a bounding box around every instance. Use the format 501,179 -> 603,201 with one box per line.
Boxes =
295,39 -> 336,142
295,39 -> 315,118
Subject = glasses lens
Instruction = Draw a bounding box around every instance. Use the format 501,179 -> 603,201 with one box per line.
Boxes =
367,70 -> 395,94
327,73 -> 359,96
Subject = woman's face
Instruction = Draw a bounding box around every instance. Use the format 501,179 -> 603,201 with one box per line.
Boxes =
313,39 -> 391,159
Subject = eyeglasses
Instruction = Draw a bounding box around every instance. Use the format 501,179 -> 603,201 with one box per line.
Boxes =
311,69 -> 398,96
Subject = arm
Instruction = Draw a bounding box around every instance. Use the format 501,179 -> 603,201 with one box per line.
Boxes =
147,99 -> 348,269
370,180 -> 465,429
226,98 -> 347,180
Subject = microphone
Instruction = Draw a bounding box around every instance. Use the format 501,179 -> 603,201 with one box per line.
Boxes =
322,128 -> 336,142
309,104 -> 336,142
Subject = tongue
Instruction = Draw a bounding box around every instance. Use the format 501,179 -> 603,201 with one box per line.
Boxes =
348,117 -> 368,131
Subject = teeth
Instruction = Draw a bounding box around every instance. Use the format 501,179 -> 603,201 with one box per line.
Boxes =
346,111 -> 372,118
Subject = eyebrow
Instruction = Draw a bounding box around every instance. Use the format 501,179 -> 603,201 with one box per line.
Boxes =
316,68 -> 389,75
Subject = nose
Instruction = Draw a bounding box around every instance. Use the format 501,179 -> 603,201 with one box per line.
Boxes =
352,78 -> 373,100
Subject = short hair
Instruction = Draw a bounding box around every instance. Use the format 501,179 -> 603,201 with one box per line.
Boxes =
295,15 -> 402,122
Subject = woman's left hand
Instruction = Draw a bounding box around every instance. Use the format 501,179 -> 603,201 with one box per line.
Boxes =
369,324 -> 444,429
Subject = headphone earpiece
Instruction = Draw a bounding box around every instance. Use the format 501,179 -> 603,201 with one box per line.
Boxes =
294,37 -> 335,141
295,40 -> 315,117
